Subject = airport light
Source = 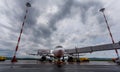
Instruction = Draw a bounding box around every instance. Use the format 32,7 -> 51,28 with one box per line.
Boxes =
11,2 -> 31,62
99,8 -> 119,58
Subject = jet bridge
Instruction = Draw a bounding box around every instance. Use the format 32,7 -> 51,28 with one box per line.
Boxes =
65,41 -> 120,54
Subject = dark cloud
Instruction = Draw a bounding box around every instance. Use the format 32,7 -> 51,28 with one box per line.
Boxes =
53,0 -> 106,44
48,0 -> 74,31
67,0 -> 109,44
72,1 -> 104,24
59,38 -> 65,43
22,0 -> 75,46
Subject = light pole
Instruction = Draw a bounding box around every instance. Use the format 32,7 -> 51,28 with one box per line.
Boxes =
11,2 -> 31,62
99,8 -> 119,58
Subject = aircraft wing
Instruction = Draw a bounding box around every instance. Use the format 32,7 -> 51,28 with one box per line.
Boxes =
29,49 -> 51,56
65,41 -> 120,54
36,49 -> 51,56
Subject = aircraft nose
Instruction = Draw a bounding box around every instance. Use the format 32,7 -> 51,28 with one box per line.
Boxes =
55,50 -> 64,58
58,50 -> 64,55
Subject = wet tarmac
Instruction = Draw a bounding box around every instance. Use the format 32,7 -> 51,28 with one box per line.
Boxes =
0,60 -> 120,72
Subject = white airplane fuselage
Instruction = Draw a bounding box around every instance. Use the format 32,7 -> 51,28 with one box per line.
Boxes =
52,48 -> 64,58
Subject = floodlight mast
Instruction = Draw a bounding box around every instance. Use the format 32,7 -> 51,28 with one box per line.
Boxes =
11,2 -> 31,62
99,8 -> 119,58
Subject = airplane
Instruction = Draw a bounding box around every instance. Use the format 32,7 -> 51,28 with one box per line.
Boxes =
29,41 -> 120,65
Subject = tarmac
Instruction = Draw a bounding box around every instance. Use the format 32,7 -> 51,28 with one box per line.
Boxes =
0,60 -> 120,72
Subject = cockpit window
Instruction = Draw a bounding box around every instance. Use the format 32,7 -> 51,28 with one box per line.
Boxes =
55,46 -> 63,48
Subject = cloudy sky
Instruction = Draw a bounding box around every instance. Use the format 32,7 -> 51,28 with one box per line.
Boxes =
0,0 -> 120,58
